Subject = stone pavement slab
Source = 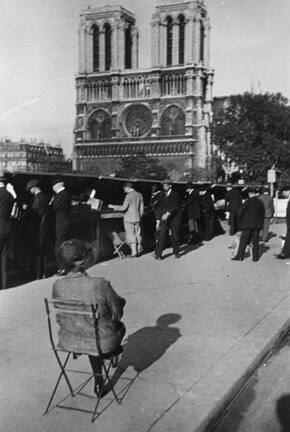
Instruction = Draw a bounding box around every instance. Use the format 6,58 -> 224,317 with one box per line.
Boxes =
0,223 -> 290,432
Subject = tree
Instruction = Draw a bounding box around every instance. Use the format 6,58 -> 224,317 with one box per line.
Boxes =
115,153 -> 168,180
212,92 -> 290,182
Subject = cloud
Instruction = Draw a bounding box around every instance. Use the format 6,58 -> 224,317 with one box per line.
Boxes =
0,98 -> 39,122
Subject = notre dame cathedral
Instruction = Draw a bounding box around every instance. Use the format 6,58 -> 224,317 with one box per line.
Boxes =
73,0 -> 214,176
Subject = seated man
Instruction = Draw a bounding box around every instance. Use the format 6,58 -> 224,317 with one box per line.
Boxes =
52,239 -> 126,396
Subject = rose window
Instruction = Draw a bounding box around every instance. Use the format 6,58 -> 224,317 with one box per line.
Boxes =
124,105 -> 153,137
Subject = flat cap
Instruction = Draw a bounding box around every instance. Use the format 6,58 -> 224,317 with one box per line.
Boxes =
26,179 -> 39,192
58,239 -> 87,265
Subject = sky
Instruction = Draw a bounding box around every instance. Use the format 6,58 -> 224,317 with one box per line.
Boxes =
1,0 -> 290,156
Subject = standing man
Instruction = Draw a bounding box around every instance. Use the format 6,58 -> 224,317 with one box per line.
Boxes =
109,182 -> 144,258
225,184 -> 242,243
0,176 -> 14,289
26,179 -> 49,279
183,182 -> 201,244
51,177 -> 72,275
257,186 -> 274,242
232,187 -> 265,262
276,186 -> 290,259
154,179 -> 182,260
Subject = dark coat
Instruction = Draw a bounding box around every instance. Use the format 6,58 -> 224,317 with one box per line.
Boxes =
239,197 -> 265,230
200,191 -> 215,214
225,189 -> 242,213
52,273 -> 126,354
150,190 -> 163,219
184,190 -> 201,219
53,189 -> 71,232
257,193 -> 275,219
32,192 -> 49,234
0,187 -> 14,236
158,190 -> 182,226
286,200 -> 290,229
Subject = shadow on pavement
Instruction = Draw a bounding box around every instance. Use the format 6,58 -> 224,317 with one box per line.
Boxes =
110,313 -> 182,389
276,394 -> 290,432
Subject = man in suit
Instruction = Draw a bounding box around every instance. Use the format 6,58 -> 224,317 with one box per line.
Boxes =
0,176 -> 15,289
276,186 -> 290,259
51,177 -> 72,275
257,186 -> 274,242
154,179 -> 182,260
232,187 -> 265,262
225,183 -> 242,238
26,179 -> 49,279
183,182 -> 201,244
109,182 -> 144,258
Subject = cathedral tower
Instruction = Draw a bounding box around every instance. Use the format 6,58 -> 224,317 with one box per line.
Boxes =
74,1 -> 214,177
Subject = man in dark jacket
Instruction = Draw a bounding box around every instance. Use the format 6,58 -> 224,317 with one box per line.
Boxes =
51,177 -> 72,275
257,186 -> 274,242
183,182 -> 201,244
225,184 -> 242,237
276,186 -> 290,259
154,179 -> 182,259
26,179 -> 49,279
232,188 -> 265,262
0,176 -> 14,289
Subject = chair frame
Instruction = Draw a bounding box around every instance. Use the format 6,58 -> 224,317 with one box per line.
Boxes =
108,231 -> 126,259
44,298 -> 122,422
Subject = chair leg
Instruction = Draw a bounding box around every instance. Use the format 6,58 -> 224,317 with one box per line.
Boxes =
44,352 -> 73,414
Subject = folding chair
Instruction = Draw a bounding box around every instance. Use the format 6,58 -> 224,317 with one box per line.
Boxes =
108,231 -> 126,259
44,298 -> 123,422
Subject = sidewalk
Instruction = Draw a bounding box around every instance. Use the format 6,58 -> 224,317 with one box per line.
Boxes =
0,222 -> 289,432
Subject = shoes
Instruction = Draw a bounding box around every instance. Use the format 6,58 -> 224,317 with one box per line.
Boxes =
275,254 -> 286,260
94,379 -> 105,398
155,255 -> 162,260
129,254 -> 138,258
175,254 -> 180,259
231,257 -> 243,261
56,269 -> 67,276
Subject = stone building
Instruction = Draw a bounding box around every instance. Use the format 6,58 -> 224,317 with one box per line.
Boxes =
74,0 -> 214,176
0,140 -> 72,173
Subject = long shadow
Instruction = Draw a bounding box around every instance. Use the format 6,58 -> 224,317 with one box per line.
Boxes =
276,394 -> 290,432
110,314 -> 182,389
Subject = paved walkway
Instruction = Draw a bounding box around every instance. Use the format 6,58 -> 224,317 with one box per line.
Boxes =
1,222 -> 290,432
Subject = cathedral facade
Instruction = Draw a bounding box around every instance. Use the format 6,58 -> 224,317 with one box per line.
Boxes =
73,0 -> 214,176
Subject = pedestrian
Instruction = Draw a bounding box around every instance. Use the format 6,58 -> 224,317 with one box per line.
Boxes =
257,186 -> 274,242
199,186 -> 216,241
275,186 -> 290,259
183,182 -> 201,244
51,177 -> 72,275
232,187 -> 265,262
26,179 -> 49,279
154,179 -> 182,260
0,175 -> 14,289
52,239 -> 126,396
150,183 -> 163,244
109,182 -> 144,258
225,183 -> 242,246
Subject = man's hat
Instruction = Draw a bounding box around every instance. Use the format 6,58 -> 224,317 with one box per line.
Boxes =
51,176 -> 64,186
58,239 -> 96,269
185,182 -> 194,190
26,179 -> 39,192
161,179 -> 172,185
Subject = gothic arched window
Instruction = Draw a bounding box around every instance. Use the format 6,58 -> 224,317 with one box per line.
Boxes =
166,16 -> 173,66
88,109 -> 112,140
125,25 -> 132,69
104,23 -> 112,71
93,25 -> 99,72
160,105 -> 186,136
200,22 -> 205,62
178,15 -> 185,65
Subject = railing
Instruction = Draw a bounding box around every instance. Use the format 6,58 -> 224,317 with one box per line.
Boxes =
76,68 -> 190,103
